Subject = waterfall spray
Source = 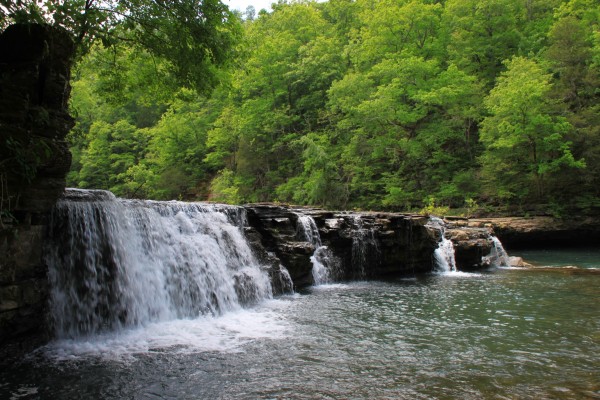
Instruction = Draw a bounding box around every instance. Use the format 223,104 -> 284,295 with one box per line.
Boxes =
485,235 -> 511,267
46,189 -> 274,339
296,214 -> 336,285
426,217 -> 457,273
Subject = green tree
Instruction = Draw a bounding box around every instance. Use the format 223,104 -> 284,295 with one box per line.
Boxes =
78,120 -> 149,195
351,0 -> 444,69
2,0 -> 242,93
207,1 -> 343,202
479,56 -> 584,202
443,0 -> 524,86
144,90 -> 221,199
544,4 -> 600,206
327,53 -> 482,209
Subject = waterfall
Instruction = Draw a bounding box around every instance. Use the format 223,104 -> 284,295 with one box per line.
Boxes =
297,215 -> 321,248
485,235 -> 511,267
296,214 -> 335,285
46,189 -> 274,339
426,217 -> 457,273
349,216 -> 379,279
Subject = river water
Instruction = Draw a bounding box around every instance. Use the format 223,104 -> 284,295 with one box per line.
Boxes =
513,247 -> 600,270
2,267 -> 599,400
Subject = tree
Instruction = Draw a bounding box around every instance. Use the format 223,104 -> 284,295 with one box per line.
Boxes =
144,90 -> 221,199
207,1 -> 342,202
479,56 -> 584,202
18,0 -> 597,211
443,0 -> 524,86
1,0 -> 242,93
77,120 -> 149,195
546,16 -> 596,110
326,49 -> 483,209
351,0 -> 444,69
543,4 -> 600,205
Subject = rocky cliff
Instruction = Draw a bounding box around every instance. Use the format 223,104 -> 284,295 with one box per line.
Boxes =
0,24 -> 74,348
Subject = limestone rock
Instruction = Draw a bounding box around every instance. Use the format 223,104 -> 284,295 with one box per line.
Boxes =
244,204 -> 442,287
468,216 -> 600,247
445,226 -> 494,271
508,256 -> 534,268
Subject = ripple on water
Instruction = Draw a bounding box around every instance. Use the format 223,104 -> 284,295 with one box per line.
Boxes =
1,269 -> 598,400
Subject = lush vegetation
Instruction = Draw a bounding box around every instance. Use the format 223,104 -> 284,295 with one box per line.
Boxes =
5,0 -> 600,213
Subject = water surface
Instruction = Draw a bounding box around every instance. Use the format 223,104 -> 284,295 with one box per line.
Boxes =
513,247 -> 600,269
1,269 -> 599,399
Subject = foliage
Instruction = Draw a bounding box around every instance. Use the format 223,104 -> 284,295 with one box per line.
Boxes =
54,0 -> 600,213
479,56 -> 584,201
209,169 -> 241,204
1,0 -> 242,93
420,197 -> 450,217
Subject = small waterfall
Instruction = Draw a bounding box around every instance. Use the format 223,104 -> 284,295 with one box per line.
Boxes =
485,235 -> 511,267
350,216 -> 379,279
270,258 -> 294,294
296,214 -> 337,285
426,217 -> 457,273
297,215 -> 321,248
46,189 -> 273,339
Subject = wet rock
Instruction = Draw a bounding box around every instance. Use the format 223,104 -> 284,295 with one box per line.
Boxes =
508,256 -> 534,268
245,205 -> 314,288
244,205 -> 444,287
445,226 -> 494,271
0,23 -> 74,345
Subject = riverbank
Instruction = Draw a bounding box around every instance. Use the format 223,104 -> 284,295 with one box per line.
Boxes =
460,216 -> 600,248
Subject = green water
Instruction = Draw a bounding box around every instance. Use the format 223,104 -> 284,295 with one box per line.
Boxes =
513,247 -> 600,269
1,267 -> 598,399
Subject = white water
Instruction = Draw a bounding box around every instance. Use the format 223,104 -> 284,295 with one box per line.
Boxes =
486,236 -> 511,267
42,300 -> 290,361
297,214 -> 321,248
426,217 -> 458,274
296,214 -> 334,285
46,189 -> 275,342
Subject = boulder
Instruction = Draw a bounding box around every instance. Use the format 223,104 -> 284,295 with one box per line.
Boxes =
445,226 -> 494,271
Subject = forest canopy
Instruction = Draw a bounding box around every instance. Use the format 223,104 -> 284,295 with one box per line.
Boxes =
3,0 -> 600,214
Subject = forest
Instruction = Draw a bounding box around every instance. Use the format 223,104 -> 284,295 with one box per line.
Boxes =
8,0 -> 600,214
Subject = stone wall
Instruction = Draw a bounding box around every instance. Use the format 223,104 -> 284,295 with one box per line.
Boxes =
0,24 -> 74,347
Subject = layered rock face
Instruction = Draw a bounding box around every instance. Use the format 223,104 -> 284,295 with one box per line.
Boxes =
0,24 -> 74,346
245,205 -> 496,288
444,217 -> 495,271
467,217 -> 600,248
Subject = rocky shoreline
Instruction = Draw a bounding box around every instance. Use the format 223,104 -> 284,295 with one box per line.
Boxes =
2,197 -> 600,358
460,216 -> 600,248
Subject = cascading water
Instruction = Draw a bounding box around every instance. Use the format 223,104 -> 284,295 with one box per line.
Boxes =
426,217 -> 457,273
350,216 -> 379,279
296,214 -> 336,285
297,215 -> 321,247
485,235 -> 511,267
46,189 -> 274,339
